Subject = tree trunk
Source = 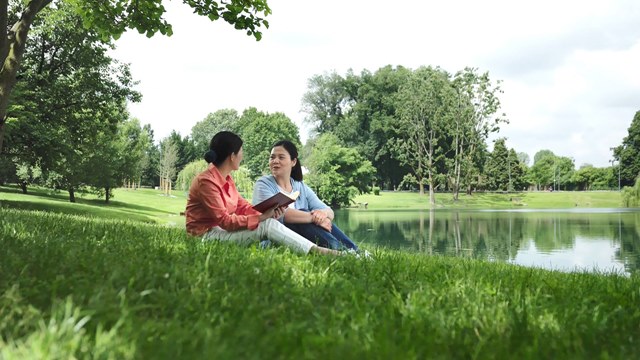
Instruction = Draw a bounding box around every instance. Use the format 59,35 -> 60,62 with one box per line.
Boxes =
419,182 -> 424,195
20,180 -> 27,194
68,186 -> 75,203
454,211 -> 461,254
0,0 -> 52,155
428,171 -> 435,206
105,186 -> 110,203
427,209 -> 434,255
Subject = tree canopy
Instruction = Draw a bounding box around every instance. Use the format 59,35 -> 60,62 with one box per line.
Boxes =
613,111 -> 640,187
3,3 -> 140,201
0,0 -> 272,155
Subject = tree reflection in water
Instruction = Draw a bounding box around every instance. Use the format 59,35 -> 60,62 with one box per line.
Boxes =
335,209 -> 640,274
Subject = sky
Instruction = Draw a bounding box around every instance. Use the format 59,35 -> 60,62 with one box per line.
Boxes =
110,0 -> 640,168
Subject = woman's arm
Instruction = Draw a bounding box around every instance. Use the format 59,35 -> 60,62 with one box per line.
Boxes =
312,207 -> 334,220
303,182 -> 334,220
282,207 -> 313,223
199,177 -> 260,231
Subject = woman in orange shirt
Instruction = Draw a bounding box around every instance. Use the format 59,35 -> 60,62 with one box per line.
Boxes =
185,131 -> 338,256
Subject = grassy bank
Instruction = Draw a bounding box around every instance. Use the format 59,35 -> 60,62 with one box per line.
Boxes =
353,190 -> 623,210
0,186 -> 187,226
1,186 -> 624,227
1,187 -> 639,358
2,209 -> 639,358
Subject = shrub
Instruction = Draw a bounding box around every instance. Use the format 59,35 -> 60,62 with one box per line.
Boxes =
622,176 -> 640,207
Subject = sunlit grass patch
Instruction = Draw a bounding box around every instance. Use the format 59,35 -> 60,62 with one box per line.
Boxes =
0,185 -> 187,225
353,190 -> 622,209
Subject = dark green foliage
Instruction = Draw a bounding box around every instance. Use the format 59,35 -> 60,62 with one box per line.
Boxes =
301,66 -> 507,195
485,139 -> 527,191
235,108 -> 302,179
190,109 -> 240,154
71,0 -> 271,41
572,164 -> 614,191
1,208 -> 639,358
306,134 -> 375,207
614,111 -> 640,187
622,176 -> 640,207
4,3 -> 140,200
302,67 -> 413,190
165,131 -> 200,173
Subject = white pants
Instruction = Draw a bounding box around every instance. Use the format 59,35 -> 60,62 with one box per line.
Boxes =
202,218 -> 316,254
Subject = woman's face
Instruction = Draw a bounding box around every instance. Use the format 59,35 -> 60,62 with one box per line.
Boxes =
231,147 -> 243,170
270,146 -> 296,177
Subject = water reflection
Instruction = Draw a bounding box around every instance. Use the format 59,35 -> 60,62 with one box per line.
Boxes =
334,209 -> 640,275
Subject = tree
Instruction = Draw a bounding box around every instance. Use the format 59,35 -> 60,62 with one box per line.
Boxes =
306,133 -> 375,208
533,149 -> 555,165
529,150 -> 556,190
485,138 -> 510,191
119,118 -> 152,189
573,164 -> 611,191
622,175 -> 640,207
555,156 -> 575,191
85,118 -> 151,202
235,108 -> 301,179
166,130 -> 199,174
450,68 -> 507,199
483,139 -> 526,191
190,108 -> 239,154
508,149 -> 528,191
345,66 -> 412,190
301,66 -> 413,190
176,159 -> 207,191
140,124 -> 160,187
85,128 -> 127,203
301,71 -> 353,135
394,66 -> 455,204
613,111 -> 640,187
4,3 -> 140,201
15,161 -> 41,193
517,152 -> 530,167
0,0 -> 271,155
158,139 -> 178,196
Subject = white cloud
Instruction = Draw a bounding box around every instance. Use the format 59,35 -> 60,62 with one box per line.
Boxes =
111,0 -> 640,167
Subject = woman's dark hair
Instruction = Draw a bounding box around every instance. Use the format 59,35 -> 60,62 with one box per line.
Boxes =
204,131 -> 243,166
272,140 -> 303,181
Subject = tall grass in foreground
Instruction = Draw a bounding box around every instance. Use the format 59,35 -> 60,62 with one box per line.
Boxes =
1,208 -> 639,359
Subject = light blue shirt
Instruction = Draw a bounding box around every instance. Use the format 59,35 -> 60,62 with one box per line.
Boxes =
252,175 -> 328,222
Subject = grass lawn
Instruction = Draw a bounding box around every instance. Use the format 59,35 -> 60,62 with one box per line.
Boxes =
1,185 -> 638,358
0,185 -> 187,226
353,190 -> 623,210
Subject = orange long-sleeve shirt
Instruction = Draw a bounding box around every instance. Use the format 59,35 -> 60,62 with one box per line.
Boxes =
185,164 -> 260,236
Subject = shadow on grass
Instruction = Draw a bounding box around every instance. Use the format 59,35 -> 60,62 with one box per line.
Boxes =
0,199 -> 155,223
99,199 -> 176,215
0,186 -> 175,216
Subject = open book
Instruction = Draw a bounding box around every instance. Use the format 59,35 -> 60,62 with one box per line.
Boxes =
252,191 -> 300,213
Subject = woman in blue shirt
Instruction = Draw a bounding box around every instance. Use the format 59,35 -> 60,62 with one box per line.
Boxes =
252,140 -> 358,251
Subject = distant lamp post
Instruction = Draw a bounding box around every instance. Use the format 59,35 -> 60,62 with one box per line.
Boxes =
617,161 -> 621,191
610,159 -> 621,191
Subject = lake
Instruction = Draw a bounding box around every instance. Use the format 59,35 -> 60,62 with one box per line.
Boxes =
334,209 -> 640,275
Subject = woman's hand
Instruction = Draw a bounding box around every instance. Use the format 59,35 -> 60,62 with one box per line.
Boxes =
259,206 -> 285,222
317,217 -> 332,232
311,210 -> 332,231
310,209 -> 327,225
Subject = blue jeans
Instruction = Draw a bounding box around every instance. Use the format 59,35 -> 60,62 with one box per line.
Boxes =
284,223 -> 358,251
